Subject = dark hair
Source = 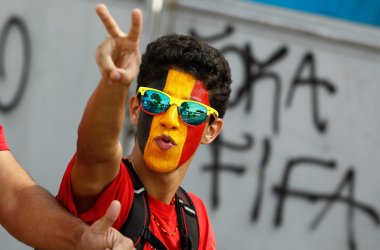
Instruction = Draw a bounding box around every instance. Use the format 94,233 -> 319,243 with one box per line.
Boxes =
137,33 -> 232,118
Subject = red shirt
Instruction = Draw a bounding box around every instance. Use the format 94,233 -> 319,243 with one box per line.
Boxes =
0,125 -> 10,151
57,155 -> 216,250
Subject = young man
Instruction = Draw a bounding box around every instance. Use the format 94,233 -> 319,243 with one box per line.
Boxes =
57,4 -> 231,249
0,124 -> 135,250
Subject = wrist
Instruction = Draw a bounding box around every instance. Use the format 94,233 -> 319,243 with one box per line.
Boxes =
0,125 -> 10,151
100,75 -> 132,92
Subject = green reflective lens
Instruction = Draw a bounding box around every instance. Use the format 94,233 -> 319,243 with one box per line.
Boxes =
142,90 -> 170,114
179,102 -> 208,126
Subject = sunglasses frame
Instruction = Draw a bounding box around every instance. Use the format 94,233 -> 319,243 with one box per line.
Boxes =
137,86 -> 219,126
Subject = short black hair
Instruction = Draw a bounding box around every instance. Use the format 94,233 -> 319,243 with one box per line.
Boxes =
137,33 -> 232,118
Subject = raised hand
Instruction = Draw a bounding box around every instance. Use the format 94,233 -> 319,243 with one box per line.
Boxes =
95,4 -> 142,86
76,200 -> 135,250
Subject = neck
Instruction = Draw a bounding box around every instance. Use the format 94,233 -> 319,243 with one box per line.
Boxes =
128,145 -> 190,204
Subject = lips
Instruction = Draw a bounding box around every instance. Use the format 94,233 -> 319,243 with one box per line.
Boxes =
154,134 -> 177,151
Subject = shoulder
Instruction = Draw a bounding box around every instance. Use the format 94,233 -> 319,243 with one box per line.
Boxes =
187,192 -> 207,212
187,192 -> 216,249
186,192 -> 211,224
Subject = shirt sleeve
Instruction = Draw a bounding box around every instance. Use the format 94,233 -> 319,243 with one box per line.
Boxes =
56,154 -> 134,229
0,124 -> 10,151
188,193 -> 216,250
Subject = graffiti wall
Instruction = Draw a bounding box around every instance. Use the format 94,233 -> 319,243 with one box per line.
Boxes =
166,1 -> 380,250
1,0 -> 380,250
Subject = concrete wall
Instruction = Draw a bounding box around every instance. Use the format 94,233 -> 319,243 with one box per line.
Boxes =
1,0 -> 380,249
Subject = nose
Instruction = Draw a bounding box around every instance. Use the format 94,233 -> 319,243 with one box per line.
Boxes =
159,105 -> 180,129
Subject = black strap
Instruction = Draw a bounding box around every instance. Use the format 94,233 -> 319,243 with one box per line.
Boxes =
141,226 -> 168,250
176,187 -> 199,250
176,195 -> 191,249
120,159 -> 154,250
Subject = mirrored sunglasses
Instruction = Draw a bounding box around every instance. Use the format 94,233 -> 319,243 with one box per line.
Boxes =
137,87 -> 218,126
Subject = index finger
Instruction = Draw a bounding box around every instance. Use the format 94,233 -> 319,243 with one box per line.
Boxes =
96,4 -> 124,37
127,8 -> 143,42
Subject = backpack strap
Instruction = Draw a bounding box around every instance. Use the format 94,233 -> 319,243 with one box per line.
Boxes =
120,159 -> 168,250
175,187 -> 199,250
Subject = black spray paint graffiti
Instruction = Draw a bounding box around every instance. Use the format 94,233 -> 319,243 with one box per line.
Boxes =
222,44 -> 286,134
202,133 -> 253,207
191,26 -> 379,250
191,26 -> 337,135
286,53 -> 337,133
0,16 -> 31,113
273,158 -> 380,250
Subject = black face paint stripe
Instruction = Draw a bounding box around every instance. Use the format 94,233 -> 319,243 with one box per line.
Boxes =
137,71 -> 169,153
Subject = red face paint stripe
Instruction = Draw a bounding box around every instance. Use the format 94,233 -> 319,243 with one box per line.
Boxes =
178,80 -> 209,166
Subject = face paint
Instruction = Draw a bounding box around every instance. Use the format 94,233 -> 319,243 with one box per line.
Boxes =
137,79 -> 166,157
136,69 -> 210,173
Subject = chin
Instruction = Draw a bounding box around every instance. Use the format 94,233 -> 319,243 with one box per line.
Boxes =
144,156 -> 180,174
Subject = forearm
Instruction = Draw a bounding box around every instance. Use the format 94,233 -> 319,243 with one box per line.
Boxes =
4,185 -> 86,250
71,77 -> 130,201
77,77 -> 129,163
0,151 -> 86,250
78,4 -> 141,164
72,4 -> 141,201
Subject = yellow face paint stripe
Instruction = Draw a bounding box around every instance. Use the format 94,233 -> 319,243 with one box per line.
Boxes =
158,70 -> 194,167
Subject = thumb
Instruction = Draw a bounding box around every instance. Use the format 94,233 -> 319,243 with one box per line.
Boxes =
94,200 -> 121,232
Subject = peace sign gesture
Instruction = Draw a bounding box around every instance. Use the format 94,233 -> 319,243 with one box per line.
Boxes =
95,4 -> 142,86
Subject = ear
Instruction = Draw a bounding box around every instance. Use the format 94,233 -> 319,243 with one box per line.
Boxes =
201,118 -> 223,144
129,95 -> 140,125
